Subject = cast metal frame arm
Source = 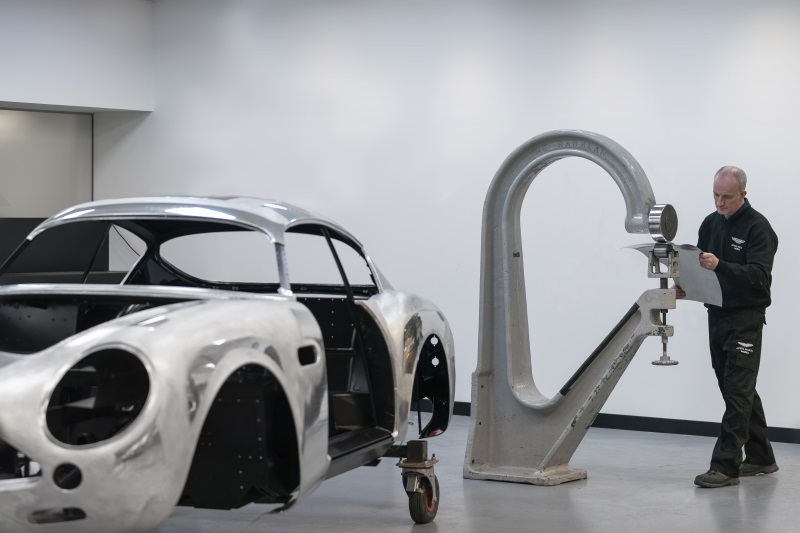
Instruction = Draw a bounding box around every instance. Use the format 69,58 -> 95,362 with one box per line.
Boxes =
463,130 -> 677,485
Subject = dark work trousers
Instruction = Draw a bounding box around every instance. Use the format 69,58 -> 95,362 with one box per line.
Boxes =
707,307 -> 776,477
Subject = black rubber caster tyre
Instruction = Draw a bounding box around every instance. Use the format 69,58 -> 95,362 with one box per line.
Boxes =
408,476 -> 439,524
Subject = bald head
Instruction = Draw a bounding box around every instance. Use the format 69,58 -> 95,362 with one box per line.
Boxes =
715,166 -> 747,190
713,166 -> 747,218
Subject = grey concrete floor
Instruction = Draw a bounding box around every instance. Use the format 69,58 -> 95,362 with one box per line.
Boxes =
156,415 -> 799,532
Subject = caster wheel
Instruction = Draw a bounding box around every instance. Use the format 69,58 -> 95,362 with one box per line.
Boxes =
408,476 -> 439,524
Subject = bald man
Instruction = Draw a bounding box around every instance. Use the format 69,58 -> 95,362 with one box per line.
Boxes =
686,166 -> 779,488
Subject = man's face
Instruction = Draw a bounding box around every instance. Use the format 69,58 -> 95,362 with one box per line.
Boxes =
713,174 -> 746,218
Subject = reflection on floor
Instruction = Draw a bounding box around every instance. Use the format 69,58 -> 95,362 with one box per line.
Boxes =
156,415 -> 799,533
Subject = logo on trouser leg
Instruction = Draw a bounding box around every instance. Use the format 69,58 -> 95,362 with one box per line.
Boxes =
736,341 -> 754,355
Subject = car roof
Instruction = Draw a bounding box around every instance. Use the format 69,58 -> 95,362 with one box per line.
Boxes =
30,196 -> 363,248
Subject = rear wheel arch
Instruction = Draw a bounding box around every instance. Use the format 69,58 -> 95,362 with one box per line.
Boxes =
412,334 -> 451,438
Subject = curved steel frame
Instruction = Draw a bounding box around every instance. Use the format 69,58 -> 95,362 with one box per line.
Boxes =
463,130 -> 676,485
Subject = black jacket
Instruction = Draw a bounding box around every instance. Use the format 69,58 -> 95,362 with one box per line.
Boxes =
697,199 -> 778,310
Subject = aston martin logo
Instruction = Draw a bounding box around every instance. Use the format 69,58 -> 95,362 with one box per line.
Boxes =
732,237 -> 745,245
737,341 -> 754,355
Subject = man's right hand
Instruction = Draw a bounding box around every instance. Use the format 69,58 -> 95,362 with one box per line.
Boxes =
673,285 -> 686,299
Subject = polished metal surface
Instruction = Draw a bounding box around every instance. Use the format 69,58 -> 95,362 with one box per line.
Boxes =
648,203 -> 678,242
0,297 -> 330,532
465,130 -> 677,485
0,196 -> 454,532
360,293 -> 455,441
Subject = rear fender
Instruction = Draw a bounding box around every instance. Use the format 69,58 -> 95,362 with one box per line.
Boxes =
413,334 -> 452,438
359,293 -> 455,442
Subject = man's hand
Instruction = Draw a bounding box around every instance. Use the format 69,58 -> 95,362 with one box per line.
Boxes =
699,252 -> 719,271
673,285 -> 686,299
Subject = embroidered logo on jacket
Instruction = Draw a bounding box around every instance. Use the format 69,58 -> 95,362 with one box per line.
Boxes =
736,341 -> 754,355
731,236 -> 745,251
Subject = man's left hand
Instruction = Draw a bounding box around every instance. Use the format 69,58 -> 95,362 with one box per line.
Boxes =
699,252 -> 719,270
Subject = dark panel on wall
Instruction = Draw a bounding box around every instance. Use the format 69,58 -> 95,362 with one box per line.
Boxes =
0,219 -> 109,273
0,218 -> 42,264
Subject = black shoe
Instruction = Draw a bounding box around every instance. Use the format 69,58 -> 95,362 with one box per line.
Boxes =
740,463 -> 779,477
694,469 -> 740,488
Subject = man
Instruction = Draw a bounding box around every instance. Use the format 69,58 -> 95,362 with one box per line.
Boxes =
679,166 -> 778,488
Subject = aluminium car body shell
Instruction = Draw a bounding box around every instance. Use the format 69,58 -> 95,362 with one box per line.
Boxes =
0,286 -> 329,532
0,196 -> 455,531
21,195 -> 453,440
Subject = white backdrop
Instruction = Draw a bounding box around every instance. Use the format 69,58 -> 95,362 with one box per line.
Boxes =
5,0 -> 799,428
0,0 -> 152,111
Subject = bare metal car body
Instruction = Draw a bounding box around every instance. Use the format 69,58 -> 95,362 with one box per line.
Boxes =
0,197 -> 454,532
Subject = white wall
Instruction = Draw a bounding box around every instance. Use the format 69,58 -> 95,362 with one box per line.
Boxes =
0,0 -> 153,111
29,0 -> 800,428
